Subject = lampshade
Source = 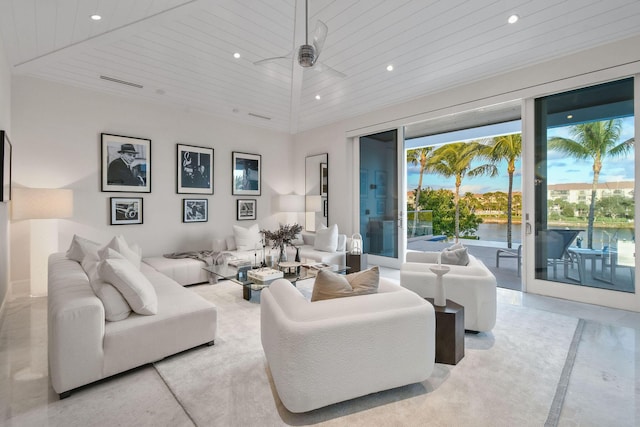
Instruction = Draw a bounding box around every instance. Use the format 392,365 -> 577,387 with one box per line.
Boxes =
306,195 -> 322,212
12,188 -> 74,220
278,194 -> 304,212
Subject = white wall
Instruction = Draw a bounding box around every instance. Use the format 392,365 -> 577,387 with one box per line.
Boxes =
10,76 -> 294,283
293,35 -> 640,311
0,32 -> 11,318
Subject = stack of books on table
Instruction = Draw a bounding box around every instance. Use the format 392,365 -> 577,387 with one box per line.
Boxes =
247,268 -> 284,283
227,258 -> 252,267
303,262 -> 332,276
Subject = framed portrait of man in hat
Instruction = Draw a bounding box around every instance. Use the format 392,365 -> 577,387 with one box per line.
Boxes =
101,133 -> 151,193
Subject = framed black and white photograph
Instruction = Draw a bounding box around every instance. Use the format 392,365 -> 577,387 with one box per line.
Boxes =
110,197 -> 143,225
177,144 -> 213,194
237,199 -> 256,221
232,152 -> 261,196
0,130 -> 11,202
320,163 -> 328,196
102,133 -> 151,193
183,198 -> 208,223
323,199 -> 328,217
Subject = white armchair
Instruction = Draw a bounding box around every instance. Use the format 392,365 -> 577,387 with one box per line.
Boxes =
401,252 -> 497,332
260,278 -> 435,413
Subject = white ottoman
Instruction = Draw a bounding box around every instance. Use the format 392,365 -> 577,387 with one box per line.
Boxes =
143,257 -> 210,286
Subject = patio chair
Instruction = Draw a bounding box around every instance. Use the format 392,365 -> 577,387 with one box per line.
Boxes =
496,245 -> 522,277
537,229 -> 581,280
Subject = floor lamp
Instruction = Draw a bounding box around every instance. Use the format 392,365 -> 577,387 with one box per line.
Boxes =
12,188 -> 73,297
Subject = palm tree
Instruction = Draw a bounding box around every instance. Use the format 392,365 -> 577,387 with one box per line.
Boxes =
406,147 -> 433,237
549,119 -> 633,249
486,133 -> 522,248
429,141 -> 498,241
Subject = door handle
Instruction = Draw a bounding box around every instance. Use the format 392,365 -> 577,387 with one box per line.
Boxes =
526,222 -> 532,235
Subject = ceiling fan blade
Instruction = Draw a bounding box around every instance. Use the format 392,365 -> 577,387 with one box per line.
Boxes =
312,20 -> 328,58
253,51 -> 293,66
312,61 -> 346,79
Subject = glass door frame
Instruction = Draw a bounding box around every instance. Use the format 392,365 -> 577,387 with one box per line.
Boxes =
522,75 -> 639,311
352,128 -> 406,269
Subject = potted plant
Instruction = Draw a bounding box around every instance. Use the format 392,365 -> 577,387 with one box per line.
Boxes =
262,223 -> 303,262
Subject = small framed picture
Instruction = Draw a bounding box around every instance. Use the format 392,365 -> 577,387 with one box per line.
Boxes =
110,197 -> 143,225
320,163 -> 328,196
177,144 -> 214,194
323,199 -> 328,217
237,199 -> 256,221
102,133 -> 151,193
232,152 -> 261,196
183,198 -> 208,223
1,130 -> 12,202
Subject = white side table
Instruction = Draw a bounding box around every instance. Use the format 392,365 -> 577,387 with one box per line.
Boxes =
429,265 -> 450,307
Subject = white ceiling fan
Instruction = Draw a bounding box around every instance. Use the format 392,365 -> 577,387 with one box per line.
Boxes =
254,0 -> 345,78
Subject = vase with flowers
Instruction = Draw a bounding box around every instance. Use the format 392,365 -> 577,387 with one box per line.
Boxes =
262,223 -> 303,263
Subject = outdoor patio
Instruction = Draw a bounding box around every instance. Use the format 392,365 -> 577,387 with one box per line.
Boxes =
407,237 -> 635,294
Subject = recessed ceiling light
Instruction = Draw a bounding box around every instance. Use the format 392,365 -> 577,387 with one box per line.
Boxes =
315,94 -> 321,100
90,14 -> 102,21
508,14 -> 519,24
233,52 -> 241,59
567,114 -> 573,119
386,65 -> 394,72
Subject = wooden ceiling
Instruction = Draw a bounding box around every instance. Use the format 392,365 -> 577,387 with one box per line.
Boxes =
1,0 -> 640,134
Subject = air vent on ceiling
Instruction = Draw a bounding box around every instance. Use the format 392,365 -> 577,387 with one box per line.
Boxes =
100,75 -> 143,89
248,112 -> 271,120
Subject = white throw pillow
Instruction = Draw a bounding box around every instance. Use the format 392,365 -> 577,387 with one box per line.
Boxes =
105,235 -> 142,269
441,244 -> 470,266
98,248 -> 157,315
233,224 -> 262,251
66,234 -> 101,262
314,224 -> 338,253
225,235 -> 237,251
83,252 -> 132,321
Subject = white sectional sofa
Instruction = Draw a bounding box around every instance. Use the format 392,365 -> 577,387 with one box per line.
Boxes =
142,232 -> 348,287
48,253 -> 217,398
400,251 -> 497,332
261,277 -> 435,413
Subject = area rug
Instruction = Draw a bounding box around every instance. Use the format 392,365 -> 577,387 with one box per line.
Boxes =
152,279 -> 579,426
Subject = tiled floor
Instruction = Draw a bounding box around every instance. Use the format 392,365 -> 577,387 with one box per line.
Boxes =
1,272 -> 639,426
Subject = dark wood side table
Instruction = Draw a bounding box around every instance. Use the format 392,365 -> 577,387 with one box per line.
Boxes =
425,298 -> 465,365
346,253 -> 367,273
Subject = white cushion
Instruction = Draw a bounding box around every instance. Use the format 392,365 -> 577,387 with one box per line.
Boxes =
225,235 -> 237,251
105,235 -> 142,269
66,234 -> 100,262
441,244 -> 469,266
314,224 -> 338,253
233,224 -> 262,251
98,248 -> 157,315
82,252 -> 131,321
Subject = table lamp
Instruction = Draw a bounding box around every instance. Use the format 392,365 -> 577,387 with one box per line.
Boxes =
12,188 -> 73,296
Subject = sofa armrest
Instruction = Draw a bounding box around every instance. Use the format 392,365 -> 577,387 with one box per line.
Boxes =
48,254 -> 106,395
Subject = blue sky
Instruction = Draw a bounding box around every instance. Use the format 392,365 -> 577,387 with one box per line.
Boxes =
406,117 -> 634,194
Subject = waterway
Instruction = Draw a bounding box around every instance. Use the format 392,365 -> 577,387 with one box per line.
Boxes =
476,223 -> 634,248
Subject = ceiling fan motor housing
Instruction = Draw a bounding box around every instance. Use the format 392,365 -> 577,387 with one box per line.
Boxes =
298,44 -> 316,67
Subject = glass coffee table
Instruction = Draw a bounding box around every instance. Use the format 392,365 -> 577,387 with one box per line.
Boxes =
203,261 -> 350,301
